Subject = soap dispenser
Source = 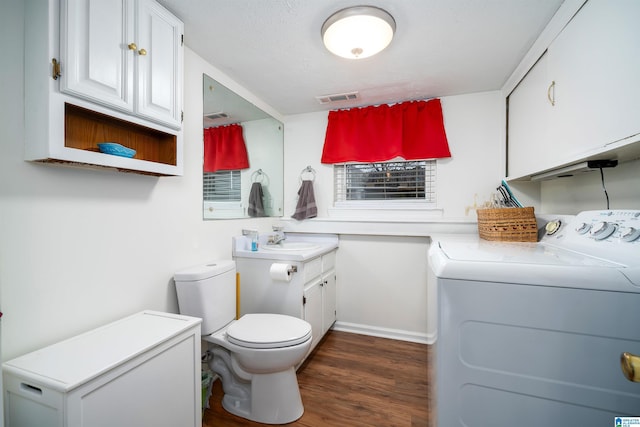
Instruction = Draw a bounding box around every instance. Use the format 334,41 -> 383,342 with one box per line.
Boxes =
251,231 -> 259,251
241,229 -> 259,251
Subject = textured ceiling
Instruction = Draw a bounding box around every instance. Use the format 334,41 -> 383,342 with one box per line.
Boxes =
158,0 -> 564,115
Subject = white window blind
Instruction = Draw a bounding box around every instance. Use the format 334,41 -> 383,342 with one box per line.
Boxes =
203,170 -> 241,201
334,160 -> 436,204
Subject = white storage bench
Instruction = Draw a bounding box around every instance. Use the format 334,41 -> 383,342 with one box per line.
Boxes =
3,311 -> 201,427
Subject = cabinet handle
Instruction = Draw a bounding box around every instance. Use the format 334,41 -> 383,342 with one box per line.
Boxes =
547,80 -> 555,106
128,43 -> 137,51
621,352 -> 640,382
138,49 -> 147,56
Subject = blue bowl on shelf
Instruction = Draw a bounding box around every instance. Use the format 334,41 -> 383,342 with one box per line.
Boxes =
97,142 -> 136,158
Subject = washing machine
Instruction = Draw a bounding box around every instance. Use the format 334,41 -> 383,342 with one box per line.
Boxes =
429,210 -> 640,426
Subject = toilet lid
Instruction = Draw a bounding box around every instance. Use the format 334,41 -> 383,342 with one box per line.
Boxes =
226,313 -> 312,349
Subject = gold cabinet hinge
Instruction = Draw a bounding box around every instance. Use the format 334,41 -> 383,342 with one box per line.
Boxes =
51,58 -> 61,80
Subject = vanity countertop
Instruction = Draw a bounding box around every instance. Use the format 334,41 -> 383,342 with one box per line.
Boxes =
232,233 -> 338,261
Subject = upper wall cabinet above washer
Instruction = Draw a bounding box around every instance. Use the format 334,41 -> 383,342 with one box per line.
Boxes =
61,0 -> 183,130
24,0 -> 184,176
507,0 -> 640,180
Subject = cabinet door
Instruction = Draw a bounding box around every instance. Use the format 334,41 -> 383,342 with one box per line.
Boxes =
507,52 -> 553,178
135,0 -> 183,129
322,269 -> 337,334
61,0 -> 135,112
548,0 -> 640,159
303,280 -> 323,351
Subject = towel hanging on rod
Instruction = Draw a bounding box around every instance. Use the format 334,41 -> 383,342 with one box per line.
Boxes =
248,182 -> 266,217
292,180 -> 317,220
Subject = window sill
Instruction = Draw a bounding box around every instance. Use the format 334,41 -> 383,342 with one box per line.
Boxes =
327,205 -> 444,221
203,201 -> 244,219
279,213 -> 477,237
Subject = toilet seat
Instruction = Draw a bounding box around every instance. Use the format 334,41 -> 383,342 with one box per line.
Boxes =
226,313 -> 312,349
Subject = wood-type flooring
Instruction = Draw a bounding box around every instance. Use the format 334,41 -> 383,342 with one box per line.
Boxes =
203,330 -> 432,427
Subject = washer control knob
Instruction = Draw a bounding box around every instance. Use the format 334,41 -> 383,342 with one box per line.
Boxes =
545,220 -> 562,235
591,221 -> 617,240
575,222 -> 591,234
621,227 -> 640,242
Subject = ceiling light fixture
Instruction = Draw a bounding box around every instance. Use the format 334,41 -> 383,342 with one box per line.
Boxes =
321,6 -> 396,60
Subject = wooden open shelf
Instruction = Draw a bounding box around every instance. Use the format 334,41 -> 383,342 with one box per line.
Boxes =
64,103 -> 177,166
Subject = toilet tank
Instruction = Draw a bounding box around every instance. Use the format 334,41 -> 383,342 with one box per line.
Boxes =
174,260 -> 236,335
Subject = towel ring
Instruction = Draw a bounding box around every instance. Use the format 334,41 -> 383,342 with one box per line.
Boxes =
299,165 -> 316,182
251,169 -> 269,185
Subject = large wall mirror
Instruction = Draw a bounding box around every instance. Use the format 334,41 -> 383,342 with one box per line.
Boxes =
203,74 -> 284,219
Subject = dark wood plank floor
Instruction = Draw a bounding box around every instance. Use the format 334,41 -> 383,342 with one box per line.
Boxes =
203,330 -> 432,427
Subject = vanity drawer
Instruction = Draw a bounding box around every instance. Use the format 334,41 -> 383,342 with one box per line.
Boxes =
322,251 -> 336,271
303,257 -> 322,283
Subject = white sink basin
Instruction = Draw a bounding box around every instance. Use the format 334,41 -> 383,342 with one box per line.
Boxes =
262,242 -> 319,251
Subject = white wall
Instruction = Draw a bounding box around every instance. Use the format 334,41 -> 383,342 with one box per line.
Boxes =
334,235 -> 431,343
541,159 -> 640,213
282,91 -> 504,220
282,91 -> 504,342
0,4 -> 274,361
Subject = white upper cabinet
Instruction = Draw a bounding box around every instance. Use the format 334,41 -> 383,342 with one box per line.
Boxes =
507,53 -> 554,177
25,0 -> 184,176
134,0 -> 183,128
61,0 -> 183,129
507,0 -> 640,179
61,0 -> 134,113
547,0 -> 640,155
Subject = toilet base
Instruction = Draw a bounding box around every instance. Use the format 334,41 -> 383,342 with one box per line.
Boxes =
221,367 -> 304,424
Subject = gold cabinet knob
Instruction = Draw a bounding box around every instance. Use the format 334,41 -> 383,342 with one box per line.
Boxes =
621,352 -> 640,382
128,43 -> 137,51
138,48 -> 147,56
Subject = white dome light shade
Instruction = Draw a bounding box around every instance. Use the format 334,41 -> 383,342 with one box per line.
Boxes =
322,6 -> 396,59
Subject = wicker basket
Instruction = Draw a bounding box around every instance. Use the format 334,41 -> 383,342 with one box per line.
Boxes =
476,207 -> 538,242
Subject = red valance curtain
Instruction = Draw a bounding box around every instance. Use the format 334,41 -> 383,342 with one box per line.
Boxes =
203,124 -> 250,172
321,99 -> 451,163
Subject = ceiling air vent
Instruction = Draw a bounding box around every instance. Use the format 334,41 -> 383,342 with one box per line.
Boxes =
315,91 -> 359,105
204,112 -> 228,120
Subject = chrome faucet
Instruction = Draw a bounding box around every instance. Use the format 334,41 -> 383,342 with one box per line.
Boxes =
269,226 -> 286,245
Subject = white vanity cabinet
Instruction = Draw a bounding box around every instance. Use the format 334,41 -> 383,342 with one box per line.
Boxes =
302,251 -> 337,352
24,0 -> 184,176
3,311 -> 202,427
61,0 -> 183,129
233,236 -> 339,357
507,0 -> 640,179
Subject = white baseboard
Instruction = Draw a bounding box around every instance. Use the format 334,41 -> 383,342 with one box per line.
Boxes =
331,321 -> 436,345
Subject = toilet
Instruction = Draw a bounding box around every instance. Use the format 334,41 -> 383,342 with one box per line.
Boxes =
174,260 -> 312,424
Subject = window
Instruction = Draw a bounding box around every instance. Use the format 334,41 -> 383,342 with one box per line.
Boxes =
203,170 -> 243,219
334,160 -> 436,206
203,170 -> 241,201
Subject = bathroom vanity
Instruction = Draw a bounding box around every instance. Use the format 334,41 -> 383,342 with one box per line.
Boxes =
3,311 -> 202,427
233,234 -> 339,355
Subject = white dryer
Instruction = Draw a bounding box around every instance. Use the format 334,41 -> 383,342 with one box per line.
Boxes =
429,210 -> 640,426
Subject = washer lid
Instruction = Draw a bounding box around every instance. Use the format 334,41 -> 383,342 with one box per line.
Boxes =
226,314 -> 312,349
429,238 -> 639,292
